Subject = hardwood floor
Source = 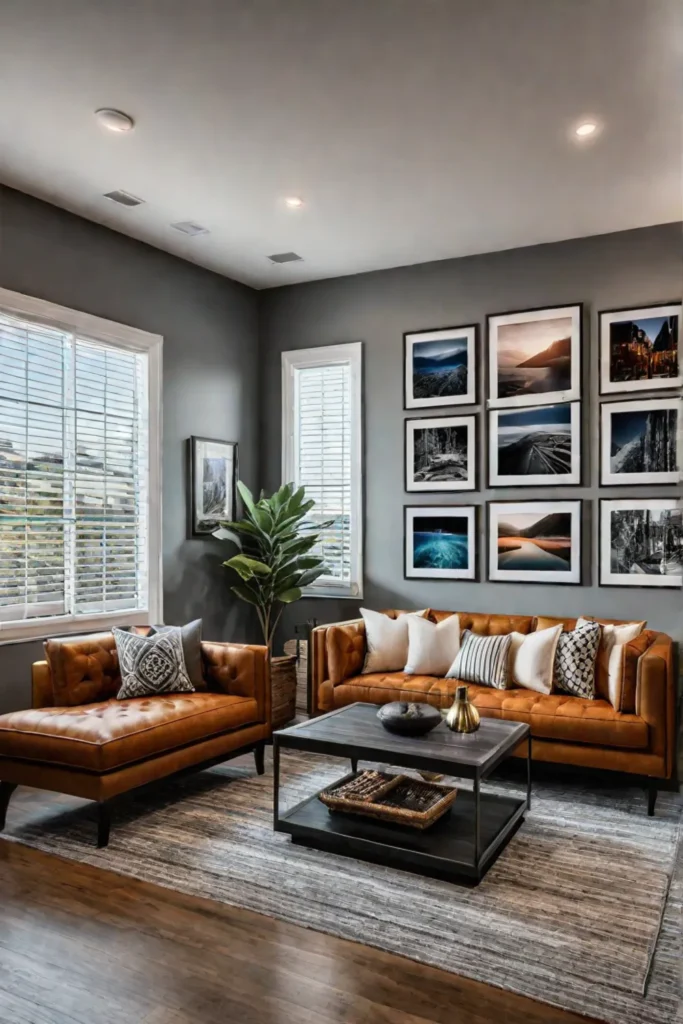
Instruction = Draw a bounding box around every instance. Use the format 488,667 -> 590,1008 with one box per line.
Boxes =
0,840 -> 599,1024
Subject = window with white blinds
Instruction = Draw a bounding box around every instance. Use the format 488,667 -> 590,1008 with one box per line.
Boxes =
282,343 -> 363,598
0,288 -> 162,641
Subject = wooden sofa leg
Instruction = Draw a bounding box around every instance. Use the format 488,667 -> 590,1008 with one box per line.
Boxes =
254,742 -> 265,776
0,782 -> 18,829
647,780 -> 658,817
97,802 -> 111,848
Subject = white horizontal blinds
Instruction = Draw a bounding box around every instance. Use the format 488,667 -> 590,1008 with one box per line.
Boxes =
295,361 -> 352,586
0,309 -> 149,625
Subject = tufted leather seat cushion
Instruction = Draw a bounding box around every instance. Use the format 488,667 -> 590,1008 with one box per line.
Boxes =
0,692 -> 259,771
331,674 -> 648,750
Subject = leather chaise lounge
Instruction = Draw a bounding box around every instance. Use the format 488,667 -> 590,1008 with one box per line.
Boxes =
0,630 -> 271,846
311,609 -> 677,813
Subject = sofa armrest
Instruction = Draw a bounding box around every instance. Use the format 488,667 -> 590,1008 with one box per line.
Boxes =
635,632 -> 676,779
310,619 -> 364,715
32,661 -> 54,709
201,642 -> 271,728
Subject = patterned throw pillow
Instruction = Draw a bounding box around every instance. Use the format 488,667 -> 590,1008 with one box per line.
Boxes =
113,626 -> 195,700
554,621 -> 601,699
446,629 -> 511,689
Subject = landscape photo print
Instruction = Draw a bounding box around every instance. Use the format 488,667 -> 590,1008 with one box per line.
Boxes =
405,505 -> 477,580
600,398 -> 679,485
600,499 -> 682,588
189,436 -> 237,536
405,415 -> 476,491
488,304 -> 582,409
488,500 -> 582,584
488,401 -> 580,486
599,303 -> 681,394
404,325 -> 476,408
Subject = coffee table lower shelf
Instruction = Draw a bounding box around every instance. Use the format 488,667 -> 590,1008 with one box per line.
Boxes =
275,785 -> 525,883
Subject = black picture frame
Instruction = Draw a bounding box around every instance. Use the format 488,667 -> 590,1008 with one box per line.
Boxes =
188,436 -> 238,538
404,414 -> 478,493
598,301 -> 682,396
404,504 -> 480,582
486,302 -> 583,410
403,323 -> 479,410
486,401 -> 582,488
599,397 -> 679,487
486,498 -> 585,586
598,498 -> 682,589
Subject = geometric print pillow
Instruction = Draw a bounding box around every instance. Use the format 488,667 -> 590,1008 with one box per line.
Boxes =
554,621 -> 601,699
113,626 -> 195,700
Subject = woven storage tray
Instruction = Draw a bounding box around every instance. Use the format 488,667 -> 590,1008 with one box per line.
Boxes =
319,769 -> 457,830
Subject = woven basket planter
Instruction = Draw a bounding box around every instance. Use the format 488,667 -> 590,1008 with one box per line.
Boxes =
270,654 -> 298,730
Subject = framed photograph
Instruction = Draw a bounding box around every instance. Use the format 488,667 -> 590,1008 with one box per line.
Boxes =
404,325 -> 477,409
600,499 -> 682,588
188,436 -> 237,537
405,415 -> 477,492
600,398 -> 679,486
488,401 -> 581,487
405,505 -> 478,580
599,302 -> 681,395
487,304 -> 582,409
487,500 -> 583,585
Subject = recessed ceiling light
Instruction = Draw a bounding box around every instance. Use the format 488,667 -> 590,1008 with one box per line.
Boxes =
575,122 -> 598,137
284,196 -> 304,209
95,108 -> 135,132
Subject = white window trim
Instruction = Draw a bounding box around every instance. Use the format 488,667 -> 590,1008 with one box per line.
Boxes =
0,286 -> 163,644
281,342 -> 363,599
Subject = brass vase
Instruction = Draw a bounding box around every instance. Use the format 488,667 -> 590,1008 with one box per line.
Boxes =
445,685 -> 480,733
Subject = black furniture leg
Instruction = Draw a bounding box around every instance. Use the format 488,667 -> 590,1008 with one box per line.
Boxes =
0,782 -> 18,829
254,741 -> 265,776
97,802 -> 111,848
647,780 -> 657,817
273,738 -> 280,830
351,758 -> 358,773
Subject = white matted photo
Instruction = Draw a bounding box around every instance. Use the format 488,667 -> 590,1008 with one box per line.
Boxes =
405,415 -> 477,492
600,499 -> 682,588
488,500 -> 583,585
405,505 -> 478,580
487,304 -> 582,409
599,303 -> 681,395
404,325 -> 477,409
600,398 -> 679,486
488,401 -> 581,487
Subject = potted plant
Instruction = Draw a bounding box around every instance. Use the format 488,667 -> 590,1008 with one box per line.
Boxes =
214,481 -> 330,727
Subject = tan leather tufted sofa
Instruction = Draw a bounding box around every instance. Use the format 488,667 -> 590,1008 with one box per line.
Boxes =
311,610 -> 677,804
0,631 -> 271,846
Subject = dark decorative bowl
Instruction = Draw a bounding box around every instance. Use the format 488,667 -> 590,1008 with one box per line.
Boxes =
377,701 -> 442,736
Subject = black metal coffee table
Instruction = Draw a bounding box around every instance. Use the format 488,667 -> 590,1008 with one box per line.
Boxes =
273,702 -> 531,883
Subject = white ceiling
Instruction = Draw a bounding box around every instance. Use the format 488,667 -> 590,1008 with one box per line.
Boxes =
0,0 -> 680,290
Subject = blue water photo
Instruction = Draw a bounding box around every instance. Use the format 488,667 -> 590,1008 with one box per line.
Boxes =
412,514 -> 469,570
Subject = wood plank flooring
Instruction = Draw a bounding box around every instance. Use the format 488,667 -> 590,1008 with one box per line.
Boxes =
0,839 -> 599,1024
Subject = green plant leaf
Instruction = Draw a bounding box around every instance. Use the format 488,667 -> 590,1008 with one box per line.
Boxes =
237,480 -> 257,516
212,526 -> 242,547
231,583 -> 261,606
296,567 -> 326,587
225,554 -> 272,580
280,535 -> 319,557
278,587 -> 302,604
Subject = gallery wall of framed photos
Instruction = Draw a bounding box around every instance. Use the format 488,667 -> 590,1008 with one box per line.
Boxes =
402,300 -> 682,592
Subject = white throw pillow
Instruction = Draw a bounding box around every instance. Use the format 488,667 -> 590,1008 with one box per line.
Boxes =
361,608 -> 428,674
404,614 -> 460,676
508,625 -> 562,694
576,617 -> 644,701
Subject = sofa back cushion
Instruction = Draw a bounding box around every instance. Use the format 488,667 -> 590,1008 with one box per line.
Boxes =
430,610 -> 534,635
327,621 -> 365,684
45,631 -> 124,706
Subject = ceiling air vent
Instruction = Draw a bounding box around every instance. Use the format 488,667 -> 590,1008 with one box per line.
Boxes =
171,221 -> 210,236
267,251 -> 303,264
103,189 -> 144,207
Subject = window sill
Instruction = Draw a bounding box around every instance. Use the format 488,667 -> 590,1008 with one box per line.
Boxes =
0,610 -> 155,646
301,586 -> 363,600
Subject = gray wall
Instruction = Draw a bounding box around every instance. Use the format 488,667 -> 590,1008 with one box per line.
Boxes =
0,186 -> 260,712
259,223 -> 683,646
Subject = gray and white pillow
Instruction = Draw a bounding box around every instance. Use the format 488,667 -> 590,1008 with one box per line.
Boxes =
447,629 -> 511,689
554,621 -> 601,699
113,626 -> 195,700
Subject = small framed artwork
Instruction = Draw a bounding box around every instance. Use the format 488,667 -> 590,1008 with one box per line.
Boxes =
600,398 -> 679,486
188,436 -> 237,537
405,415 -> 477,492
599,302 -> 681,395
405,505 -> 478,580
600,499 -> 682,588
487,500 -> 583,585
487,304 -> 582,409
488,401 -> 581,487
404,325 -> 477,409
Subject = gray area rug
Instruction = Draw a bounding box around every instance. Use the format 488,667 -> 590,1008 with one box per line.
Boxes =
3,750 -> 681,1024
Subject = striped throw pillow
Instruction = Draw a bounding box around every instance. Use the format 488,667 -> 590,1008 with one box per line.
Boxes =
446,629 -> 511,689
